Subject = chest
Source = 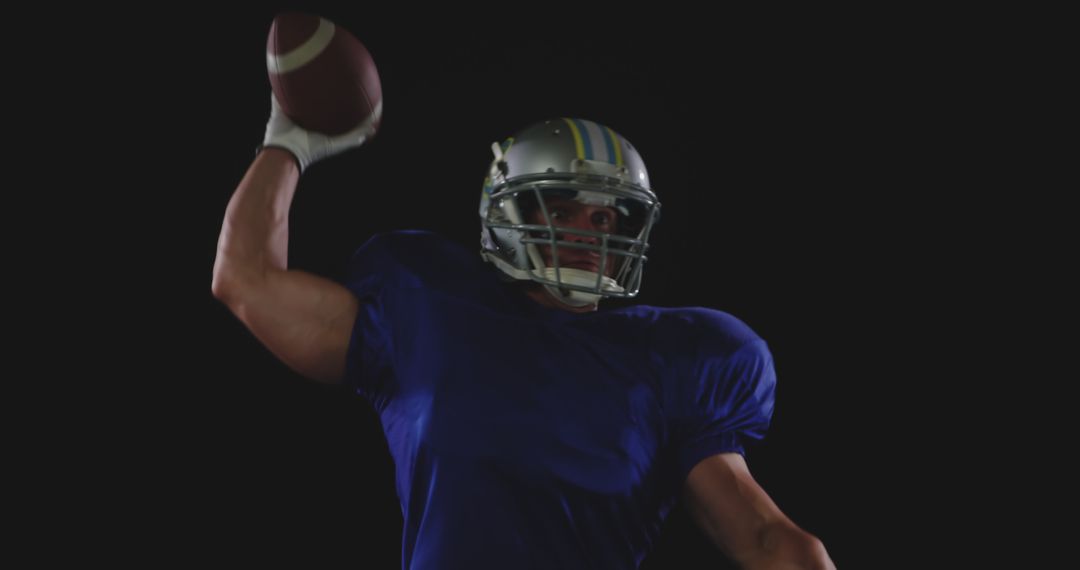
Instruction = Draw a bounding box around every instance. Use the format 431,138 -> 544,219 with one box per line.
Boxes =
386,295 -> 665,492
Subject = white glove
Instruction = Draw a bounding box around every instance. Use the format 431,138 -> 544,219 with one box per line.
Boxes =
261,93 -> 381,172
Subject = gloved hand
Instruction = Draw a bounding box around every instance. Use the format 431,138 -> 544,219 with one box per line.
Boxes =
261,93 -> 380,172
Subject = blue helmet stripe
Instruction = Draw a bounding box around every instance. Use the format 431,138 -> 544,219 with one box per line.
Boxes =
570,118 -> 595,160
597,124 -> 618,165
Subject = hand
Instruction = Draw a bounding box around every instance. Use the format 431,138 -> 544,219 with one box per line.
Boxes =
261,93 -> 380,172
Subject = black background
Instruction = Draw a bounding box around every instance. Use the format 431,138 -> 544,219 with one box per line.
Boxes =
52,4 -> 1039,568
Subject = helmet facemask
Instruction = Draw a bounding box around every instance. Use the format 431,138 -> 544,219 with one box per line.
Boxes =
479,119 -> 660,306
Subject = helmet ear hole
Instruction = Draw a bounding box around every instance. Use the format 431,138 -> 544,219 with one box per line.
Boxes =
515,193 -> 540,223
613,199 -> 649,236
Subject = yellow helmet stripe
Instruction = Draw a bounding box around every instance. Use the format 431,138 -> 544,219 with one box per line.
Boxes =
603,125 -> 624,167
562,118 -> 587,160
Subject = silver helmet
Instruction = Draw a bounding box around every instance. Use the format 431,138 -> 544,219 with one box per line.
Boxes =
479,118 -> 661,306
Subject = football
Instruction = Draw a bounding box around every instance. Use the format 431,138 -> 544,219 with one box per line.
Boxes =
266,12 -> 382,135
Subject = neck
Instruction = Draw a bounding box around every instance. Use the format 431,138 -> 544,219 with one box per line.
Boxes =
522,283 -> 597,313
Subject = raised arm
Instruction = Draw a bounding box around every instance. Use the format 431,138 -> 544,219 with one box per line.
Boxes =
683,452 -> 836,570
211,147 -> 360,384
211,93 -> 378,383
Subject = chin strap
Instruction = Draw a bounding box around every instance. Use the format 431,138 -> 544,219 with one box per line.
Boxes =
481,253 -> 622,306
538,267 -> 621,306
542,284 -> 597,307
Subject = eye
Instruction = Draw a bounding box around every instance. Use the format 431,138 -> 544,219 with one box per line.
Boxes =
591,211 -> 613,228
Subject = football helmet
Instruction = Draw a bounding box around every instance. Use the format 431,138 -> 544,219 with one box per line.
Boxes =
479,118 -> 661,306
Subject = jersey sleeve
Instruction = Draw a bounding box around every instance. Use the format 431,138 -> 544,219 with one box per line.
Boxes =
340,233 -> 402,406
669,334 -> 777,483
339,230 -> 483,406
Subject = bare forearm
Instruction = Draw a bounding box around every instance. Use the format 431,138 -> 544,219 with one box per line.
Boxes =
213,148 -> 300,292
739,521 -> 834,570
684,454 -> 835,570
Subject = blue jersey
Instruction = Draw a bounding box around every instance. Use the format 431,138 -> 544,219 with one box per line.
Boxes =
342,231 -> 776,569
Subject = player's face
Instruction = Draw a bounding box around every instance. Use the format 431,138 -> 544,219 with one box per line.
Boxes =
525,196 -> 619,277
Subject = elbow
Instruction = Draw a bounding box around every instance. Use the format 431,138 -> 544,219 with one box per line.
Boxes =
756,522 -> 834,570
796,534 -> 833,570
211,257 -> 244,306
211,270 -> 232,304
